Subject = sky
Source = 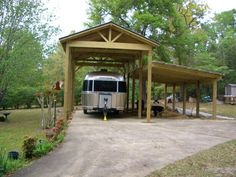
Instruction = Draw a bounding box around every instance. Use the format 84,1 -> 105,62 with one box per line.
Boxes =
44,0 -> 236,40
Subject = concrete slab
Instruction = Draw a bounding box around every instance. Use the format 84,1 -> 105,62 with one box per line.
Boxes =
11,111 -> 236,177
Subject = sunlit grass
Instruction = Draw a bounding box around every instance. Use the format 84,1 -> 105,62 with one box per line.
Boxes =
0,109 -> 44,152
173,102 -> 236,118
147,139 -> 236,177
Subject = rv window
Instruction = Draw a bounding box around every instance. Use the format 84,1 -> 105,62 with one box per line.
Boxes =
83,80 -> 93,91
118,81 -> 126,92
94,81 -> 117,92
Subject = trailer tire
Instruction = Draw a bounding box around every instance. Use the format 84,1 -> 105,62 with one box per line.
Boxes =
83,109 -> 88,114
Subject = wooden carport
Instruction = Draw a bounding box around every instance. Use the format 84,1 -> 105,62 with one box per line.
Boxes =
60,21 -> 222,121
132,61 -> 222,121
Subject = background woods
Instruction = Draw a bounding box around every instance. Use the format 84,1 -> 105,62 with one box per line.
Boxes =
0,0 -> 236,109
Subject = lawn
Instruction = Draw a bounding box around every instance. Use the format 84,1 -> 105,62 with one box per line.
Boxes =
0,109 -> 44,152
147,139 -> 236,177
173,102 -> 236,118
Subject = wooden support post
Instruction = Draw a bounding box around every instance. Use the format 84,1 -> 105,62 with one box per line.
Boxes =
138,55 -> 143,118
71,58 -> 75,112
196,80 -> 200,117
183,83 -> 186,115
131,62 -> 135,112
172,84 -> 176,111
126,63 -> 130,111
146,50 -> 152,123
164,84 -> 167,109
64,46 -> 72,119
212,80 -> 217,119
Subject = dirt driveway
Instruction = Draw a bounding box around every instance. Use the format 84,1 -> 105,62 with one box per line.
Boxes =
12,111 -> 236,177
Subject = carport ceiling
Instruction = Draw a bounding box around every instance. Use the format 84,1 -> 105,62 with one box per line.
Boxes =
133,61 -> 222,84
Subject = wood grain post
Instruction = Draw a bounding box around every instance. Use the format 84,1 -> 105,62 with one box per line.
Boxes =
64,46 -> 72,119
196,80 -> 200,117
212,79 -> 217,119
126,63 -> 130,111
172,84 -> 176,111
71,58 -> 75,112
138,55 -> 143,118
146,50 -> 152,123
164,84 -> 167,109
183,83 -> 186,115
131,68 -> 135,112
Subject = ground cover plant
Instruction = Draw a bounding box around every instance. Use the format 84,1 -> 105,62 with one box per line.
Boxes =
147,139 -> 236,177
0,109 -> 66,176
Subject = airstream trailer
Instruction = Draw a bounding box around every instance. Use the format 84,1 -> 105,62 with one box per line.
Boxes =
81,71 -> 127,114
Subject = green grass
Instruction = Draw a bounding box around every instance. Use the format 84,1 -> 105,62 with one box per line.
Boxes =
147,139 -> 236,177
0,109 -> 67,175
0,109 -> 44,153
174,102 -> 236,118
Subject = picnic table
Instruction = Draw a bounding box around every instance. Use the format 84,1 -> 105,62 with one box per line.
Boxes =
0,111 -> 11,121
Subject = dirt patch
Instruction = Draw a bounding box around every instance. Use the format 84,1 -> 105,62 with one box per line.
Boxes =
161,110 -> 190,119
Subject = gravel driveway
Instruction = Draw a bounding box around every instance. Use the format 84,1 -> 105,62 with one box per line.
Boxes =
12,111 -> 236,177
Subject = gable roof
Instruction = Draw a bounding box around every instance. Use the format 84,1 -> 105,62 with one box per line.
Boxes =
59,21 -> 159,47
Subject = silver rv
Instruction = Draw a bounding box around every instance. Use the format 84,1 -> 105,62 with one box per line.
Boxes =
81,71 -> 127,114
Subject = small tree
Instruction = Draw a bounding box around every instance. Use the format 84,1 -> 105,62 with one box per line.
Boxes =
36,91 -> 58,129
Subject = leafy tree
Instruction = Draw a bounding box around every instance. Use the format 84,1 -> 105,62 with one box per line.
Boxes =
86,0 -> 208,65
202,9 -> 236,94
0,0 -> 58,106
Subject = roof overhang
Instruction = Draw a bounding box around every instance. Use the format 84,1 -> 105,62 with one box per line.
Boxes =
59,21 -> 159,50
133,61 -> 222,84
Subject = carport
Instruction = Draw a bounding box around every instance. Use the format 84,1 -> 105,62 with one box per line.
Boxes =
59,21 -> 222,121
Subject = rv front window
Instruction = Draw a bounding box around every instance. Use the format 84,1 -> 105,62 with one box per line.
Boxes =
83,80 -> 93,91
118,81 -> 126,92
94,80 -> 117,92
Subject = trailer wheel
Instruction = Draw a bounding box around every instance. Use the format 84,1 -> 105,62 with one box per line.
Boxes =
83,109 -> 88,114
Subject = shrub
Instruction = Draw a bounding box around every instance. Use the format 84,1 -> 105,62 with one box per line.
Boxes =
22,136 -> 37,159
0,148 -> 8,177
33,140 -> 53,157
53,130 -> 65,144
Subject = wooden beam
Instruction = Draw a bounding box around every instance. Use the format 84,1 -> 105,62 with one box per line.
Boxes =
126,63 -> 130,111
183,83 -> 186,115
146,50 -> 152,123
98,32 -> 108,42
71,58 -> 75,112
172,84 -> 176,111
76,62 -> 124,67
73,48 -> 141,55
75,66 -> 82,72
132,72 -> 135,112
212,79 -> 217,119
131,61 -> 136,112
68,41 -> 152,51
76,58 -> 128,63
64,46 -> 72,119
112,32 -> 123,42
196,80 -> 200,117
109,28 -> 112,42
138,55 -> 143,118
164,84 -> 167,109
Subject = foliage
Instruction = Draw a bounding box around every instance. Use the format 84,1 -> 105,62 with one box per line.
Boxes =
0,148 -> 8,176
0,0 -> 58,106
22,136 -> 37,159
87,0 -> 208,65
33,139 -> 53,157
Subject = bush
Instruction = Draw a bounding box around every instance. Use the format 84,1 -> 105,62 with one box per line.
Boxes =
33,140 -> 53,157
0,148 -> 8,177
22,136 -> 37,159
